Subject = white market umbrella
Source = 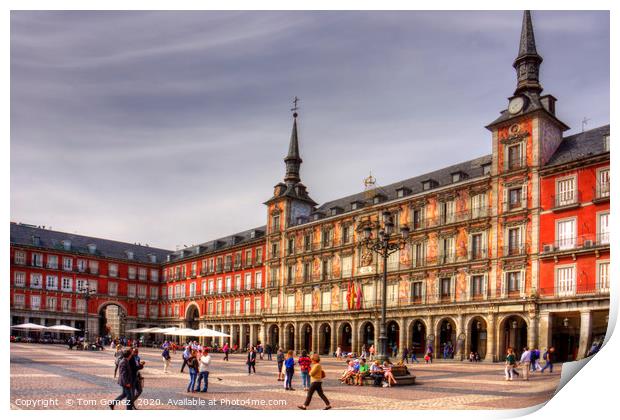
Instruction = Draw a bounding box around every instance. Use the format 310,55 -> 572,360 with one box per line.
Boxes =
46,325 -> 80,332
157,327 -> 180,334
168,328 -> 199,336
11,323 -> 48,330
194,328 -> 230,338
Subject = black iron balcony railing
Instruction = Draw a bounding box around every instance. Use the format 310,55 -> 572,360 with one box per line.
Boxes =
542,233 -> 610,253
552,192 -> 581,209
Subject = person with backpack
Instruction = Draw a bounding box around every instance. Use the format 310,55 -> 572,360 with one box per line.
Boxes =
162,346 -> 171,374
276,348 -> 285,381
540,347 -> 555,373
284,350 -> 295,390
298,351 -> 312,391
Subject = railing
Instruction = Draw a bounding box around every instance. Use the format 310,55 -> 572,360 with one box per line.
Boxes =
503,245 -> 527,257
541,233 -> 610,253
537,286 -> 610,298
408,207 -> 490,232
552,192 -> 581,209
506,156 -> 525,171
468,248 -> 489,260
594,184 -> 610,200
503,198 -> 526,211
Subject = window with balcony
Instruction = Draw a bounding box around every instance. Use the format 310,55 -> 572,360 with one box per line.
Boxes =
76,259 -> 86,272
304,234 -> 312,251
45,275 -> 58,290
508,187 -> 522,210
14,250 -> 26,265
201,280 -> 207,295
598,212 -> 609,244
255,272 -> 262,289
127,284 -> 136,298
209,280 -> 214,294
254,297 -> 261,314
216,302 -> 222,314
556,219 -> 576,250
596,168 -> 610,199
255,248 -> 263,264
217,278 -> 223,293
30,295 -> 41,310
342,225 -> 352,244
555,265 -> 575,297
208,302 -> 213,314
272,214 -> 280,231
506,271 -> 521,293
47,255 -> 58,269
61,277 -> 72,292
470,233 -> 484,260
191,262 -> 197,277
32,253 -> 43,267
245,250 -> 252,266
506,227 -> 523,255
46,296 -> 57,311
150,269 -> 159,282
411,281 -> 423,302
439,201 -> 455,225
108,282 -> 118,296
413,242 -> 426,267
225,276 -> 232,292
244,273 -> 252,290
76,299 -> 86,313
89,260 -> 99,275
13,294 -> 25,308
234,274 -> 241,291
62,257 -> 73,271
439,237 -> 455,264
128,266 -> 137,279
149,306 -> 158,318
61,298 -> 71,312
287,265 -> 294,285
597,261 -> 609,293
470,275 -> 485,298
471,193 -> 487,218
322,229 -> 332,248
321,259 -> 330,281
14,272 -> 25,287
506,143 -> 523,170
440,278 -> 452,299
108,263 -> 118,277
341,255 -> 352,278
209,258 -> 215,273
30,273 -> 42,289
287,237 -> 295,255
387,250 -> 399,271
225,301 -> 231,315
136,285 -> 146,298
189,282 -> 196,297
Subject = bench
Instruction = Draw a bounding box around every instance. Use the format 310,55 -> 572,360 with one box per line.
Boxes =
348,365 -> 416,387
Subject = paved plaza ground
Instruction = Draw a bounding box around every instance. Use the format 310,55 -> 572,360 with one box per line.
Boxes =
10,343 -> 561,410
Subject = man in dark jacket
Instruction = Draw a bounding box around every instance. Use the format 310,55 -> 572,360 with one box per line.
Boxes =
110,350 -> 134,410
128,348 -> 144,409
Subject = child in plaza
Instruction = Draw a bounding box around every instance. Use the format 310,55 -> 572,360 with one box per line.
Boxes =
298,354 -> 331,410
284,350 -> 295,390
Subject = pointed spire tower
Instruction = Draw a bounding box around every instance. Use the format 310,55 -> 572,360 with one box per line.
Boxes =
513,10 -> 543,96
264,98 -> 316,228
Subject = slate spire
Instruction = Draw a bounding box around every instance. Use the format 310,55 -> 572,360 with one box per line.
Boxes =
513,10 -> 543,95
284,109 -> 302,185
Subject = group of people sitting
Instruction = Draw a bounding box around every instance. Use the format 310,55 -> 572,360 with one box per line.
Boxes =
339,358 -> 398,387
468,351 -> 482,362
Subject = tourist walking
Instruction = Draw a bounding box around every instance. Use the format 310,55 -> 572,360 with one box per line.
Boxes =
197,349 -> 211,392
180,345 -> 191,373
162,346 -> 171,374
336,346 -> 342,359
186,350 -> 199,392
223,342 -> 230,361
297,354 -> 331,410
401,347 -> 409,364
369,344 -> 375,361
298,351 -> 312,391
247,346 -> 257,375
266,344 -> 273,361
113,344 -> 123,378
284,350 -> 295,390
505,347 -> 517,381
258,343 -> 264,360
110,350 -> 134,410
128,348 -> 145,409
520,347 -> 531,380
540,347 -> 555,373
410,349 -> 420,363
276,348 -> 285,381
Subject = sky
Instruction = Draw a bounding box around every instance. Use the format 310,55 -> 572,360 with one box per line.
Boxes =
10,10 -> 610,250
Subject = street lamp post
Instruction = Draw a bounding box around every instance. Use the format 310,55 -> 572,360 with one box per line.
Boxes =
78,285 -> 97,345
363,210 -> 410,362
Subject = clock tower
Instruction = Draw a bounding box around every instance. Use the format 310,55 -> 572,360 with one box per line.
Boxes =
485,11 -> 570,315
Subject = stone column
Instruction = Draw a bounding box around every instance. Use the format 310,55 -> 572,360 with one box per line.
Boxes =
425,315 -> 435,358
259,323 -> 266,347
373,319 -> 380,350
249,324 -> 256,348
278,322 -> 284,350
456,314 -> 465,360
527,312 -> 538,350
399,317 -> 407,353
312,321 -> 319,354
330,320 -> 337,355
485,313 -> 496,362
351,319 -> 359,355
577,310 -> 593,360
538,312 -> 552,351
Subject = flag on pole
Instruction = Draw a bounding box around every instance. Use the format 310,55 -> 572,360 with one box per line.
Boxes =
346,281 -> 352,310
349,282 -> 356,310
356,282 -> 363,310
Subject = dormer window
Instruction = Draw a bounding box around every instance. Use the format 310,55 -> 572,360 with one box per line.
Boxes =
422,179 -> 437,191
312,212 -> 323,221
87,244 -> 97,254
149,254 -> 157,263
482,163 -> 491,175
604,135 -> 610,152
32,236 -> 41,246
373,193 -> 386,204
396,187 -> 411,198
351,201 -> 363,211
126,250 -> 134,260
330,206 -> 343,216
451,171 -> 467,183
62,240 -> 71,251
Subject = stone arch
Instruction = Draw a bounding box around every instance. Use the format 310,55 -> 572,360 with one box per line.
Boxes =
300,323 -> 313,353
386,320 -> 400,355
465,315 -> 489,359
435,316 -> 457,359
408,318 -> 428,357
318,323 -> 332,355
284,323 -> 295,351
498,314 -> 529,359
185,302 -> 200,329
267,324 -> 280,349
359,321 -> 375,350
338,321 -> 353,353
97,301 -> 128,339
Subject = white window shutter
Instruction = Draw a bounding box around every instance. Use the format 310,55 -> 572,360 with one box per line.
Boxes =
520,142 -> 525,166
501,272 -> 506,298
482,273 -> 488,300
520,269 -> 526,297
503,187 -> 508,209
451,275 -> 456,302
521,184 -> 528,208
504,146 -> 509,171
435,279 -> 440,302
421,281 -> 427,304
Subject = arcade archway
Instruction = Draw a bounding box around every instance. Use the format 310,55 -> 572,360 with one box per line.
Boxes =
410,319 -> 427,357
339,322 -> 352,352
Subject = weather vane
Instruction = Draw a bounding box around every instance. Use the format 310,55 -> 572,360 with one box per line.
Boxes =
291,96 -> 300,117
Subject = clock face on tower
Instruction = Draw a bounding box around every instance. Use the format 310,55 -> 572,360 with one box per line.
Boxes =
508,96 -> 525,114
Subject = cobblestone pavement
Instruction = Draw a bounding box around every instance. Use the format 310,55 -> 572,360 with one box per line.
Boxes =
10,343 -> 561,410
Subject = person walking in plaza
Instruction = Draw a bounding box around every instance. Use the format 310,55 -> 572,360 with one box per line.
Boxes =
258,343 -> 264,360
223,342 -> 230,361
128,347 -> 145,409
297,354 -> 331,410
369,344 -> 375,361
540,347 -> 555,373
336,346 -> 342,359
276,347 -> 285,381
284,350 -> 296,390
247,346 -> 257,375
401,347 -> 409,364
197,349 -> 211,392
113,344 -> 123,378
520,347 -> 531,381
186,350 -> 199,392
298,350 -> 312,391
110,350 -> 134,410
180,344 -> 191,373
162,346 -> 171,374
505,347 -> 517,381
410,349 -> 420,363
266,344 -> 273,361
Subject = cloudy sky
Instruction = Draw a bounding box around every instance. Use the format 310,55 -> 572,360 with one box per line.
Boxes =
10,11 -> 609,250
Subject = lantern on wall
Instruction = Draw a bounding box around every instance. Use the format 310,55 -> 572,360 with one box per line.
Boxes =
476,321 -> 482,329
563,318 -> 569,328
511,320 -> 518,329
417,323 -> 422,332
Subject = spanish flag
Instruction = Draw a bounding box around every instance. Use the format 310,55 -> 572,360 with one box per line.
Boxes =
349,282 -> 356,310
